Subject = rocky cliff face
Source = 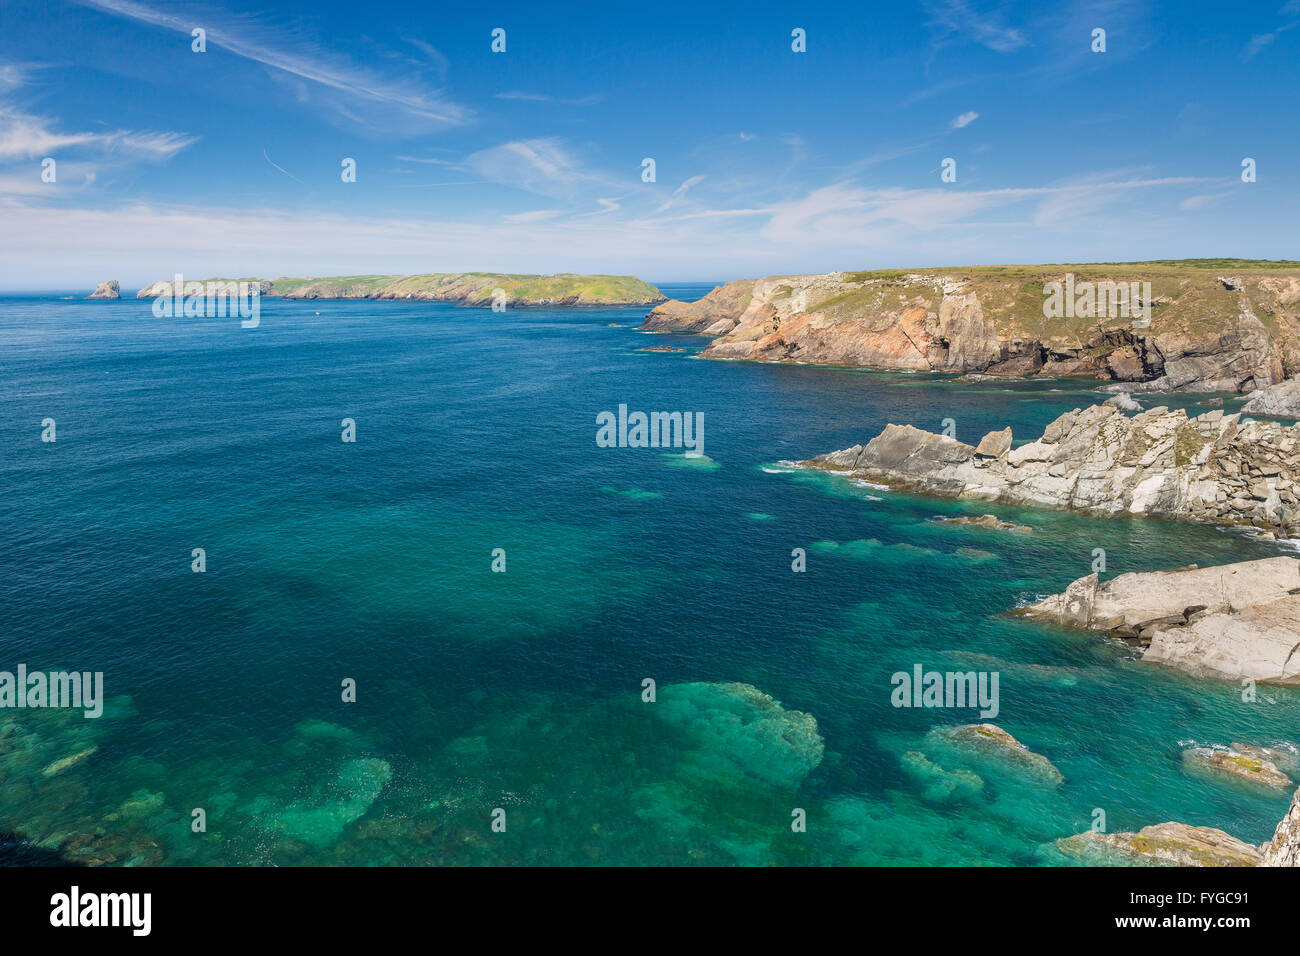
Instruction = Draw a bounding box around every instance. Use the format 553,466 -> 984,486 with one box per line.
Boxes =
803,404 -> 1300,535
1263,787 -> 1300,865
137,273 -> 665,307
642,264 -> 1300,392
87,280 -> 119,299
1020,557 -> 1300,684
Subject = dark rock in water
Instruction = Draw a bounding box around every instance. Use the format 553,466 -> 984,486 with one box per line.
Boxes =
934,513 -> 1032,533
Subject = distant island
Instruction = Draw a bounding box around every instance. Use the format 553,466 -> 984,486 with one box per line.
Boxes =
642,259 -> 1300,396
129,273 -> 665,307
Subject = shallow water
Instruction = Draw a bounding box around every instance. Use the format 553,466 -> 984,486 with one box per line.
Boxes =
0,287 -> 1295,865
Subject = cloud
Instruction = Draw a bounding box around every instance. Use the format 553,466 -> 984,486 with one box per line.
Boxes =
494,91 -> 601,105
465,138 -> 604,198
924,0 -> 1031,53
655,174 -> 706,212
950,110 -> 980,129
72,0 -> 471,132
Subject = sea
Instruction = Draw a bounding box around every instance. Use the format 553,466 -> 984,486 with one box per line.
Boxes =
0,284 -> 1296,865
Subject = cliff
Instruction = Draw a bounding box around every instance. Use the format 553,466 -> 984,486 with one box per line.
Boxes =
802,404 -> 1300,535
642,261 -> 1300,393
137,273 -> 665,307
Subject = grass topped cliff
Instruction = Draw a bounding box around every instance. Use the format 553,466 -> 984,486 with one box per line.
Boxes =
642,259 -> 1300,393
137,272 -> 665,307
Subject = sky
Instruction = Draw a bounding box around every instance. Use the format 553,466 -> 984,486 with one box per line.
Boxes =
0,0 -> 1297,289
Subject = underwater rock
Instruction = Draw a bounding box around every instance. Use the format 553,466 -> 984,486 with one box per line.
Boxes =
929,723 -> 1063,786
653,682 -> 824,790
1182,746 -> 1293,792
41,747 -> 97,778
249,757 -> 393,848
900,750 -> 984,802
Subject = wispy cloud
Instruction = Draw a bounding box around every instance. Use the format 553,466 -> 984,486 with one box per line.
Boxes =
465,138 -> 615,198
949,110 -> 980,129
924,0 -> 1031,53
72,0 -> 471,132
495,91 -> 601,106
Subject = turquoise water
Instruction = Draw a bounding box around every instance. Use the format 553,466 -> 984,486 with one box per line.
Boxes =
1,287 -> 1297,866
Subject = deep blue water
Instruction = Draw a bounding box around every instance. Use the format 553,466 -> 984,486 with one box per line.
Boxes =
0,287 -> 1296,865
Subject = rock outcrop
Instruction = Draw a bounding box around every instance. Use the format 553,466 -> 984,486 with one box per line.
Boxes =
1263,786 -> 1300,865
1058,823 -> 1265,867
87,280 -> 119,299
1182,746 -> 1293,791
137,273 -> 665,307
641,263 -> 1300,392
640,279 -> 756,333
802,404 -> 1300,536
1020,557 -> 1300,683
1058,779 -> 1300,867
1242,379 -> 1300,418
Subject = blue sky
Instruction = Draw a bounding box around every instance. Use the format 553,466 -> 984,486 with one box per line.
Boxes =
0,0 -> 1298,288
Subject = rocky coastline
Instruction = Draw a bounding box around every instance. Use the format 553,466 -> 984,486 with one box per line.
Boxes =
642,262 -> 1300,394
135,273 -> 665,307
801,404 -> 1300,536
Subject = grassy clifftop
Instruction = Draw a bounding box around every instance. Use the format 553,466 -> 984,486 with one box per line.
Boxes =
137,272 -> 665,306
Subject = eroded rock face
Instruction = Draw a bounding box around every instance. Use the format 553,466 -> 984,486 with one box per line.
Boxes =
1058,824 -> 1264,867
1263,787 -> 1300,866
803,404 -> 1300,536
639,267 -> 1300,392
640,280 -> 756,333
87,280 -> 119,299
1242,379 -> 1300,418
1021,558 -> 1300,684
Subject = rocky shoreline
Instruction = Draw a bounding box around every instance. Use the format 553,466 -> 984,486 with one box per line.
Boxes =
801,403 -> 1300,536
1019,557 -> 1300,684
642,263 -> 1300,394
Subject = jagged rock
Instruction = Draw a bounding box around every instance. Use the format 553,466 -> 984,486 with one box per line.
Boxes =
1105,392 -> 1142,411
87,280 -> 119,299
802,404 -> 1300,535
928,723 -> 1063,785
1242,379 -> 1300,418
1058,823 -> 1263,867
1182,746 -> 1293,792
974,428 -> 1012,458
1263,786 -> 1300,865
1021,557 -> 1300,683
